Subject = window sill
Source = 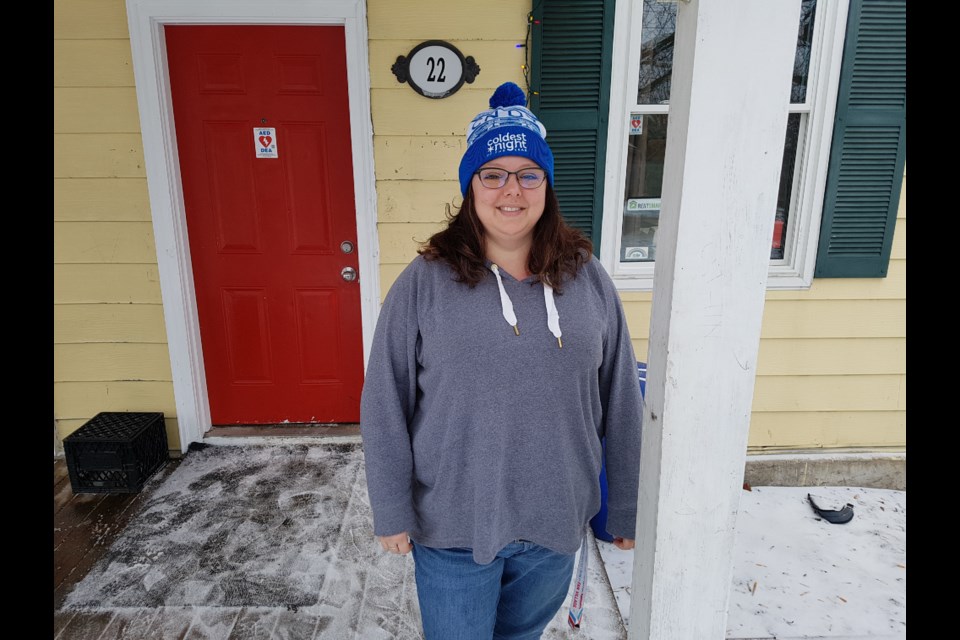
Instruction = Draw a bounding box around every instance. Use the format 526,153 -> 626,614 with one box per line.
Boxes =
610,267 -> 814,292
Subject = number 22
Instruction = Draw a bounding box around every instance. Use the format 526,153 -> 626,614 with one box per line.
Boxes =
426,56 -> 446,82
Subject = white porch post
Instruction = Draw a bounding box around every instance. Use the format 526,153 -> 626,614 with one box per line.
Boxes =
628,1 -> 801,638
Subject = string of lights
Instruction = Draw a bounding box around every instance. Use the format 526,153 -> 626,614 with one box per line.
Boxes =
521,1 -> 543,105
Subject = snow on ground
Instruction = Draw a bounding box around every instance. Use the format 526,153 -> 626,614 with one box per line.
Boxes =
61,443 -> 905,639
598,485 -> 906,639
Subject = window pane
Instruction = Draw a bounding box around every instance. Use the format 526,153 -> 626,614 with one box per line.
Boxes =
772,113 -> 802,260
791,0 -> 817,103
638,0 -> 677,105
620,0 -> 817,269
621,114 -> 668,262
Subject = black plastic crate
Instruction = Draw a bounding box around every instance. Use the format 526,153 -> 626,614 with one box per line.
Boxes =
63,412 -> 169,494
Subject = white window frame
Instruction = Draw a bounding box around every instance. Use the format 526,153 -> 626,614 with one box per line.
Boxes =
599,0 -> 850,291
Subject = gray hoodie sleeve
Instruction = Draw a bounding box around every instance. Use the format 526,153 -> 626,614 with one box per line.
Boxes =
596,265 -> 644,540
359,263 -> 421,537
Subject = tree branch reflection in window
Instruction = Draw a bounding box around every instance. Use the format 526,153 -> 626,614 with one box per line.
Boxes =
638,0 -> 677,105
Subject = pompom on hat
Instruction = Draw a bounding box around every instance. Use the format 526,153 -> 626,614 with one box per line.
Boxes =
458,82 -> 555,196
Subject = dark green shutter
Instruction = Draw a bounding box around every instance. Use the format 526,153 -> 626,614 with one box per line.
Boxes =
530,0 -> 615,250
814,0 -> 906,277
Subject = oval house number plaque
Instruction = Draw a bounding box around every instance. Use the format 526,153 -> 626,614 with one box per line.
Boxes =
392,40 -> 480,99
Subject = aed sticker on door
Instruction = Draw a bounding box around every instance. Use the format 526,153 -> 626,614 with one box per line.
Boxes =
254,128 -> 278,158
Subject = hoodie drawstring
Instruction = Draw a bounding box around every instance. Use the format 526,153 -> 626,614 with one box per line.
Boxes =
544,282 -> 563,348
490,264 -> 519,335
489,264 -> 562,347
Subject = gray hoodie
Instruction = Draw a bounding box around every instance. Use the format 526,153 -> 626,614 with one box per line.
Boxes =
360,254 -> 643,565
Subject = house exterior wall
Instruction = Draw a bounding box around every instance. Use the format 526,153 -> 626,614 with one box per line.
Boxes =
52,0 -> 905,454
53,0 -> 180,450
619,180 -> 906,451
749,182 -> 905,451
368,0 -> 530,290
368,0 -> 906,454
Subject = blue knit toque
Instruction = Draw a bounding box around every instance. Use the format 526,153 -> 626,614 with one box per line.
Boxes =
458,82 -> 555,196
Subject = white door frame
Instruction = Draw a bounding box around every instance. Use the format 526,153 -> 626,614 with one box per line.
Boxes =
125,0 -> 380,450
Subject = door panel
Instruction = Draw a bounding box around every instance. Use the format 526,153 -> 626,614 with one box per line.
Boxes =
165,25 -> 364,424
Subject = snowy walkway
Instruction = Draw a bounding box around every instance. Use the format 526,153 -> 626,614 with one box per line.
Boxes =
56,442 -> 905,639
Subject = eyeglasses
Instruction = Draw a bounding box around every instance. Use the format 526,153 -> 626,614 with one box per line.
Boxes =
474,167 -> 547,190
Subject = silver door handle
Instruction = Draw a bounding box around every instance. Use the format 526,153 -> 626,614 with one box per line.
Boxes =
341,267 -> 358,282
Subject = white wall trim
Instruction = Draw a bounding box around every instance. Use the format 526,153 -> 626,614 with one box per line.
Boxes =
778,0 -> 850,289
598,0 -> 635,272
125,0 -> 379,450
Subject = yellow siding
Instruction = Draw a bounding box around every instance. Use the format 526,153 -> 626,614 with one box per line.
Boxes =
378,222 -> 448,264
54,221 -> 157,263
378,263 -> 408,298
622,299 -> 905,341
752,375 -> 903,412
54,1 -> 177,447
54,382 -> 177,424
53,40 -> 135,87
54,304 -> 167,343
766,259 -> 905,300
755,338 -> 905,375
54,264 -> 163,304
757,299 -> 905,338
619,291 -> 654,303
897,171 -> 906,218
373,88 -> 505,136
55,178 -> 152,221
367,0 -> 529,40
628,338 -> 905,377
54,133 -> 146,178
55,344 -> 173,382
57,419 -> 91,436
377,180 -> 461,223
54,88 -> 142,133
747,412 -> 905,450
374,137 -> 463,180
630,340 -> 648,361
891,218 -> 905,259
53,0 -> 131,39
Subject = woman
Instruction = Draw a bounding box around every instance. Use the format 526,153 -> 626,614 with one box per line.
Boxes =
360,82 -> 643,639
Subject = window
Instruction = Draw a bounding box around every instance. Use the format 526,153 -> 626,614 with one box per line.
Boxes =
599,0 -> 852,289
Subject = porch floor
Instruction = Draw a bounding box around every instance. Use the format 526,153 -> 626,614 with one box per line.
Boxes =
53,435 -> 623,639
54,456 -> 181,612
54,436 -> 906,640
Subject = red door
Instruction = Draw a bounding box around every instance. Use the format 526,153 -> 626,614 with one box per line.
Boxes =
165,25 -> 364,424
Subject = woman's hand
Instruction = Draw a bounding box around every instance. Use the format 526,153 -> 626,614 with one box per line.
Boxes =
613,537 -> 635,550
378,532 -> 413,555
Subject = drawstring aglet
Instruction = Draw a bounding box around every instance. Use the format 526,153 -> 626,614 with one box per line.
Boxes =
557,337 -> 563,348
513,325 -> 520,336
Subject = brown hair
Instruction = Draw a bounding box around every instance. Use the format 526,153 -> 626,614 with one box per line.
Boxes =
419,184 -> 593,293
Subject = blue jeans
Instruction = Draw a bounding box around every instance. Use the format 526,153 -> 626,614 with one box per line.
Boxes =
412,540 -> 576,640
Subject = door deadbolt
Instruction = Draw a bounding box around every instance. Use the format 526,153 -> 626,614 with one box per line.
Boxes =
340,240 -> 355,254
